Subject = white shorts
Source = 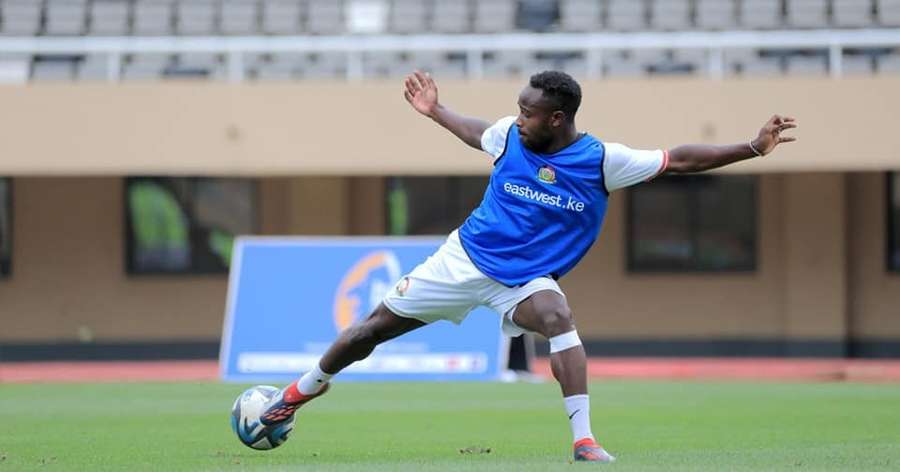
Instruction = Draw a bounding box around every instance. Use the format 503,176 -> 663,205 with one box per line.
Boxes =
382,230 -> 565,337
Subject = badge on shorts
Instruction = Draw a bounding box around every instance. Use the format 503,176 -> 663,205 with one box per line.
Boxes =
395,277 -> 410,296
537,165 -> 556,184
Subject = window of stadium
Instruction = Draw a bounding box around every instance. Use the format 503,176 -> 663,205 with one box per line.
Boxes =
889,173 -> 900,272
628,175 -> 758,272
385,177 -> 488,235
125,177 -> 257,274
0,178 -> 11,277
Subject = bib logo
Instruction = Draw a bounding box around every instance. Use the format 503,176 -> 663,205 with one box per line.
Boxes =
538,165 -> 556,184
395,277 -> 411,296
332,251 -> 401,333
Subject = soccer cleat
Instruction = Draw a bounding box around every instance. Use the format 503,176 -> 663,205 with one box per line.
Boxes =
573,438 -> 616,463
259,382 -> 330,426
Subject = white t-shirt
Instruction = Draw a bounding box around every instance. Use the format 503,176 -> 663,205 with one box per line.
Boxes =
480,116 -> 668,192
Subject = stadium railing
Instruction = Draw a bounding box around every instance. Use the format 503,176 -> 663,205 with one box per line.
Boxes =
1,29 -> 899,81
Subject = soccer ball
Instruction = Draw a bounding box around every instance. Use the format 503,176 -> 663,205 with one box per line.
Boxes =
231,385 -> 295,450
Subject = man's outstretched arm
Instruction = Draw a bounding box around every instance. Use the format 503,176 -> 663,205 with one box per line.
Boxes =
403,71 -> 490,151
665,115 -> 798,174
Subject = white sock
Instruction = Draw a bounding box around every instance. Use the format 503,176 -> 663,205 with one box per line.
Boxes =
564,394 -> 594,443
297,363 -> 333,395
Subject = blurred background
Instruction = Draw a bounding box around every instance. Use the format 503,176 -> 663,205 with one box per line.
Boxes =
0,0 -> 898,364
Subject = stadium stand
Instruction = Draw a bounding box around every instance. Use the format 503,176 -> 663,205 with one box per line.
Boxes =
696,0 -> 737,30
2,0 -> 899,36
559,0 -> 602,32
833,0 -> 874,27
220,0 -> 258,35
430,0 -> 470,33
45,0 -> 88,36
307,0 -> 344,35
89,0 -> 131,36
739,0 -> 784,29
606,0 -> 646,31
261,0 -> 302,34
389,0 -> 428,34
879,0 -> 900,26
649,0 -> 692,31
785,0 -> 830,29
0,0 -> 897,82
517,0 -> 559,32
473,0 -> 516,34
132,0 -> 174,35
175,0 -> 218,36
1,0 -> 42,36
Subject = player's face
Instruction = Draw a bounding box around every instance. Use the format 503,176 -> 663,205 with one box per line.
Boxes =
515,86 -> 564,152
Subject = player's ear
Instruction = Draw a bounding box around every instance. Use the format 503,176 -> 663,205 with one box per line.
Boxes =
550,110 -> 566,127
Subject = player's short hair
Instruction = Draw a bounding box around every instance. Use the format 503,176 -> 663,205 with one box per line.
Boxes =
529,71 -> 582,121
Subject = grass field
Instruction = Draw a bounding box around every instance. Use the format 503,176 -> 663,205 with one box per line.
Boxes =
1,380 -> 899,471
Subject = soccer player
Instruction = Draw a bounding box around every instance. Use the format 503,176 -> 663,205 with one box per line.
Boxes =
259,70 -> 797,462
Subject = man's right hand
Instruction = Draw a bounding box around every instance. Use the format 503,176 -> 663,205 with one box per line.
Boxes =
402,70 -> 490,151
403,70 -> 439,118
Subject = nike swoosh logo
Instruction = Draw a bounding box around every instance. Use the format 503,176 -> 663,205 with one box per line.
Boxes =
568,409 -> 580,420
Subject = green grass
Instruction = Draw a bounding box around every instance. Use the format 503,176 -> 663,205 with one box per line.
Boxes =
1,381 -> 899,471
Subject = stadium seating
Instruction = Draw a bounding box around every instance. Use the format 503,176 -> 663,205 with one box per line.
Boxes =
220,0 -> 258,35
347,0 -> 389,34
785,50 -> 830,75
430,1 -> 470,33
0,0 -> 897,82
517,0 -> 559,32
739,0 -> 783,29
0,54 -> 30,81
389,0 -> 428,34
833,0 -> 874,27
45,0 -> 88,36
306,0 -> 344,35
559,0 -> 601,32
606,0 -> 647,31
2,1 -> 899,37
473,0 -> 515,34
841,50 -> 875,74
879,0 -> 900,26
32,56 -> 78,80
878,50 -> 900,71
261,0 -> 302,34
78,53 -> 110,79
785,0 -> 829,28
726,49 -> 783,76
649,0 -> 692,31
1,0 -> 42,36
89,0 -> 131,35
133,0 -> 174,35
696,0 -> 738,30
122,52 -> 172,79
176,0 -> 217,36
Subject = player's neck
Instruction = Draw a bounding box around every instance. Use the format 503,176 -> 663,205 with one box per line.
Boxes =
542,126 -> 581,154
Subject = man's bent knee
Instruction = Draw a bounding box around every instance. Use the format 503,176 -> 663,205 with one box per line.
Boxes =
529,305 -> 582,354
537,306 -> 575,338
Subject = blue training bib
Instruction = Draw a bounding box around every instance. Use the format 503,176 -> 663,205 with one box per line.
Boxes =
459,124 -> 609,287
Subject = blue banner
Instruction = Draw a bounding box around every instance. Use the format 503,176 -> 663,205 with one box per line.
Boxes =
220,237 -> 506,382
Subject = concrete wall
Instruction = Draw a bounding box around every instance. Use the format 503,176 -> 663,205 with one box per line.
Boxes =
0,176 -> 369,343
0,78 -> 899,175
0,177 -> 228,342
1,173 -> 898,356
848,174 -> 900,339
